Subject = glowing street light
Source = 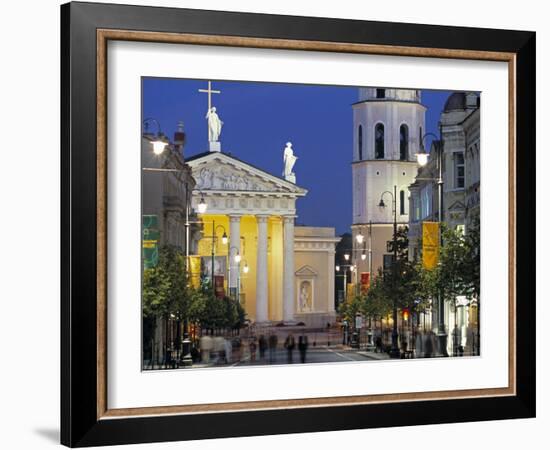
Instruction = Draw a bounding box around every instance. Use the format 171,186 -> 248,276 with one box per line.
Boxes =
143,118 -> 168,155
234,252 -> 241,263
416,148 -> 429,167
356,232 -> 364,244
152,139 -> 168,155
197,197 -> 207,214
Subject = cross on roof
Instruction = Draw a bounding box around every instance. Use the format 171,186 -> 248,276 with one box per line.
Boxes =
198,81 -> 221,110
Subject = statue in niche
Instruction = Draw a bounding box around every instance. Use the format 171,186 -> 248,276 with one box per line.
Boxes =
299,280 -> 312,311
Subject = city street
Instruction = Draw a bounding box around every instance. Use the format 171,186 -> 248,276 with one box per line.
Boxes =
187,345 -> 388,369
232,346 -> 385,366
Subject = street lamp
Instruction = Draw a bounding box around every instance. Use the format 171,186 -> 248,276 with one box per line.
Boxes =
197,197 -> 207,214
143,118 -> 168,155
418,131 -> 448,357
378,185 -> 400,359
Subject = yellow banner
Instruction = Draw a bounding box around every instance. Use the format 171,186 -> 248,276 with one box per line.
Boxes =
347,283 -> 355,301
422,222 -> 439,270
189,256 -> 202,288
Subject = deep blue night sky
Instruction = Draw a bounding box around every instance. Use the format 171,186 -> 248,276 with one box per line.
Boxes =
143,78 -> 452,234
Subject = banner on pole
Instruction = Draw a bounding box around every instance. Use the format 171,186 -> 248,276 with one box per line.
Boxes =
142,215 -> 159,269
214,275 -> 225,298
189,256 -> 202,288
360,272 -> 371,293
422,221 -> 439,270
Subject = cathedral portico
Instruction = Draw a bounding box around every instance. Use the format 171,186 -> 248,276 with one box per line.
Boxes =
186,151 -> 310,323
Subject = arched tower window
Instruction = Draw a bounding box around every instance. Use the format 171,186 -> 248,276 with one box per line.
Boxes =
400,190 -> 406,215
400,124 -> 409,160
358,125 -> 363,160
375,123 -> 385,159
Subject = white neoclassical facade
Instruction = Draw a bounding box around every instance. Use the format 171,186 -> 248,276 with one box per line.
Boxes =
187,151 -> 338,325
351,88 -> 425,277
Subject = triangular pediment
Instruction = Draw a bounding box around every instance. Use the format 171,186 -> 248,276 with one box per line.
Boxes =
295,265 -> 318,277
187,152 -> 307,195
448,200 -> 466,211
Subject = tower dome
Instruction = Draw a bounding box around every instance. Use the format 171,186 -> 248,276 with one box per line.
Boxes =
443,92 -> 467,111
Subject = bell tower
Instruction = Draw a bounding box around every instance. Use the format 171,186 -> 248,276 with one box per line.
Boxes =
351,88 -> 426,280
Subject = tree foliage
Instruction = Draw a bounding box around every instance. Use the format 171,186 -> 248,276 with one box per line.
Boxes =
338,221 -> 480,323
143,249 -> 247,332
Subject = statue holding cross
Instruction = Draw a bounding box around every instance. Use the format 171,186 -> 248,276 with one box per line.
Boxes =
199,81 -> 223,144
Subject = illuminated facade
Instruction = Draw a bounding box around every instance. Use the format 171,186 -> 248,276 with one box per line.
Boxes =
187,151 -> 339,326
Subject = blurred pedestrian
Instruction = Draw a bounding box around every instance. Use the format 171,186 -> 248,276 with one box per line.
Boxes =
249,338 -> 257,362
268,333 -> 278,363
200,335 -> 213,363
424,331 -> 434,358
213,336 -> 225,364
284,333 -> 295,364
224,338 -> 232,364
298,334 -> 309,363
258,334 -> 268,360
375,335 -> 383,353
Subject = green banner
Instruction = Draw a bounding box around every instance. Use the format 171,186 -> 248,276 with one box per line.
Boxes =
143,215 -> 159,269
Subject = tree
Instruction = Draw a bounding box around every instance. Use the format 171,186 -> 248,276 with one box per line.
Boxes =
142,245 -> 188,319
142,245 -> 189,365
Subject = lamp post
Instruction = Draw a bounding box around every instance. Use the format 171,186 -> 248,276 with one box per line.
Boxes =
378,185 -> 400,359
229,246 -> 242,301
240,259 -> 249,305
211,222 -> 228,287
417,130 -> 448,357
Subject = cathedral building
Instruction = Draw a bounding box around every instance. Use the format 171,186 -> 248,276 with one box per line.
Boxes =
187,99 -> 339,327
351,88 -> 425,282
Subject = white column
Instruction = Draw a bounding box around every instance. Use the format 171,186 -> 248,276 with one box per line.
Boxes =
283,215 -> 295,322
255,215 -> 269,322
229,215 -> 241,293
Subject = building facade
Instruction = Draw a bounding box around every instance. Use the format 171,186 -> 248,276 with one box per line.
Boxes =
187,151 -> 339,326
408,92 -> 480,355
142,125 -> 201,365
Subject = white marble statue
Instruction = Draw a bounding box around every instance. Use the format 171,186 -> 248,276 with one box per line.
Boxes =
205,107 -> 223,142
283,142 -> 297,180
299,281 -> 311,311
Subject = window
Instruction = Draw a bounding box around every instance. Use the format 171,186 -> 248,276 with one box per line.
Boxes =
358,125 -> 363,160
419,126 -> 423,148
376,88 -> 385,99
375,123 -> 385,159
400,124 -> 409,160
454,152 -> 465,188
400,190 -> 406,215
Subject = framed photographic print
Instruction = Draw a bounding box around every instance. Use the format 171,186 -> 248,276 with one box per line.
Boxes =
61,1 -> 536,447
